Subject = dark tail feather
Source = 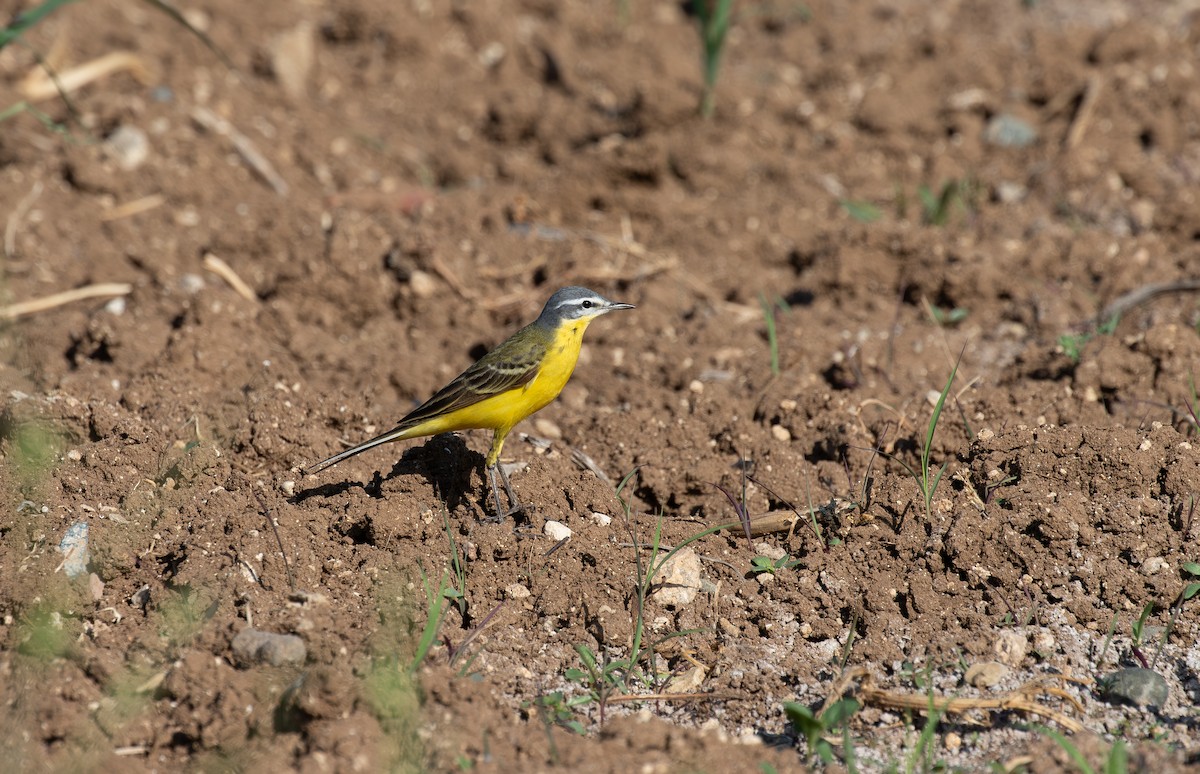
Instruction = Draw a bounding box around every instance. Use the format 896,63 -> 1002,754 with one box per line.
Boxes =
303,426 -> 409,476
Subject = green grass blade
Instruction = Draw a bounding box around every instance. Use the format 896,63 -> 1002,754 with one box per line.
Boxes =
411,568 -> 449,671
760,292 -> 780,377
138,0 -> 235,70
0,0 -> 78,50
1033,725 -> 1096,774
922,361 -> 959,508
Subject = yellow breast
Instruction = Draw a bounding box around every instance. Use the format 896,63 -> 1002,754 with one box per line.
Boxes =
523,319 -> 589,416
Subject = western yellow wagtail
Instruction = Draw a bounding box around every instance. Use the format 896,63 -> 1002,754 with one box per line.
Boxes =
305,285 -> 634,517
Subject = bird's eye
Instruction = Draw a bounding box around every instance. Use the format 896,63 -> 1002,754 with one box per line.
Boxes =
581,300 -> 593,309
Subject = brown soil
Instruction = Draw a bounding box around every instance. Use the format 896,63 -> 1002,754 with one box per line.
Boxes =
3,0 -> 1200,771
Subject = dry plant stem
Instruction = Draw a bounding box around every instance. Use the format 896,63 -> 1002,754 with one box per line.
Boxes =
19,51 -> 152,101
603,691 -> 736,704
190,106 -> 290,196
100,194 -> 166,222
0,282 -> 132,320
1065,75 -> 1103,150
4,180 -> 43,258
830,667 -> 1088,734
429,253 -> 475,299
569,447 -> 612,483
202,253 -> 258,301
1094,278 -> 1200,328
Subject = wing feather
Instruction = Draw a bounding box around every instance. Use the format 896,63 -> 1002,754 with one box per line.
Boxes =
394,331 -> 547,429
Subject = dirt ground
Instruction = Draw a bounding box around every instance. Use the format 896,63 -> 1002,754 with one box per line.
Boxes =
3,0 -> 1200,771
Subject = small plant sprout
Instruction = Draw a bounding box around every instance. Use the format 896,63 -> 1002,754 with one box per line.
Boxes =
923,297 -> 969,327
839,199 -> 883,223
784,696 -> 861,765
693,0 -> 735,118
759,292 -> 784,377
531,691 -> 588,735
918,180 -> 964,226
880,360 -> 959,523
559,465 -> 737,727
1059,312 -> 1121,362
748,554 -> 801,576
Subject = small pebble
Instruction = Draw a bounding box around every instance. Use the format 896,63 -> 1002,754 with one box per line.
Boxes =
543,520 -> 572,541
590,511 -> 612,527
231,628 -> 307,667
653,547 -> 702,606
992,629 -> 1028,667
984,113 -> 1037,148
130,585 -> 151,609
1142,556 -> 1167,575
505,583 -> 531,600
965,661 -> 1009,688
58,522 -> 89,578
67,449 -> 82,462
754,542 -> 787,561
771,424 -> 791,442
104,125 -> 150,170
88,573 -> 105,601
944,732 -> 962,751
409,270 -> 437,298
478,41 -> 506,69
270,21 -> 314,100
994,181 -> 1027,204
288,590 -> 329,607
280,480 -> 295,496
180,274 -> 206,294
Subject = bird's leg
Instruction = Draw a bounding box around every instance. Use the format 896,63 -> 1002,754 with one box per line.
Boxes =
485,430 -> 528,521
486,463 -> 508,520
486,462 -> 527,521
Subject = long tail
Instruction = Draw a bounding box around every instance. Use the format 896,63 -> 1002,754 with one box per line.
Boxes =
304,425 -> 413,476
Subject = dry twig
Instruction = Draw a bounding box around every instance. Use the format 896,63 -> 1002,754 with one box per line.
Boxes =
830,667 -> 1089,733
4,180 -> 43,258
19,52 -> 151,101
1094,278 -> 1200,328
202,253 -> 257,301
191,106 -> 289,196
100,194 -> 166,222
1065,76 -> 1103,150
0,282 -> 132,320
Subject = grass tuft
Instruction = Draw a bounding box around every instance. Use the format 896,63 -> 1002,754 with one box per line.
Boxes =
693,0 -> 735,118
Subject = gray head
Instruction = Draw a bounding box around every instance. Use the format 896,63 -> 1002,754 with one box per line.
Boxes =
536,286 -> 635,326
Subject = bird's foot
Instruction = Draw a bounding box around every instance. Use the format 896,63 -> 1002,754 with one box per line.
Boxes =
487,462 -> 532,522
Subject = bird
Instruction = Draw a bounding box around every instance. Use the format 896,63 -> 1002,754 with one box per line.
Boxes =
305,285 -> 635,517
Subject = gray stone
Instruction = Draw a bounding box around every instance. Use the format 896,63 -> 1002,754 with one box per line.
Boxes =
1103,667 -> 1168,708
232,628 -> 307,667
984,113 -> 1037,148
104,126 -> 151,170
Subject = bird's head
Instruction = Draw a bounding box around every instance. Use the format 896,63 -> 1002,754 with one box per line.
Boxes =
537,286 -> 635,326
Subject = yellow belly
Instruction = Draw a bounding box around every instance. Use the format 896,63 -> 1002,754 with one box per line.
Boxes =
404,319 -> 588,437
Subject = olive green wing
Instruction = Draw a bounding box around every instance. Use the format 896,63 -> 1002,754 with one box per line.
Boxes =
395,330 -> 548,429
